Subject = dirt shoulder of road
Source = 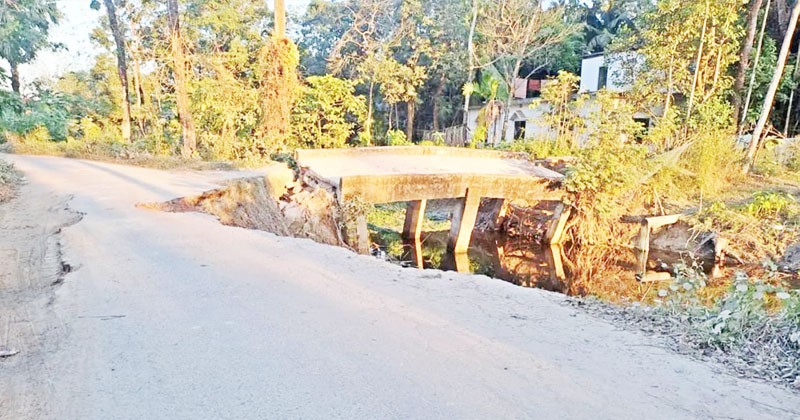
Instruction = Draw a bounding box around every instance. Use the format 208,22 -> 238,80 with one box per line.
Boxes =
0,172 -> 83,417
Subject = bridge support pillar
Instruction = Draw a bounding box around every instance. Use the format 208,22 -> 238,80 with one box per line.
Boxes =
545,203 -> 571,244
402,199 -> 427,241
447,189 -> 481,253
344,214 -> 370,255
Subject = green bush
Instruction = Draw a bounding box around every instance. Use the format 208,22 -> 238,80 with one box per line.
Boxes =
291,75 -> 367,149
385,129 -> 410,146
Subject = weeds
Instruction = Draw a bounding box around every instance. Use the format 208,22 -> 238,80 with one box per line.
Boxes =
582,266 -> 800,388
0,159 -> 20,203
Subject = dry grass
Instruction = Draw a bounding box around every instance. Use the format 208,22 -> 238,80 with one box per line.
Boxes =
0,158 -> 20,203
5,137 -> 243,171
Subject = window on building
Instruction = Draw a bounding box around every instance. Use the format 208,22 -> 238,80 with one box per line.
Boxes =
598,66 -> 608,90
526,79 -> 542,98
514,121 -> 526,140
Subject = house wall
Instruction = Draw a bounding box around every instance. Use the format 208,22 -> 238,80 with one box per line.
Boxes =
467,96 -> 653,147
579,52 -> 642,93
465,52 -> 650,146
466,99 -> 552,146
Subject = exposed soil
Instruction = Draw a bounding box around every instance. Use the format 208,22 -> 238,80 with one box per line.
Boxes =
141,164 -> 345,248
0,184 -> 83,417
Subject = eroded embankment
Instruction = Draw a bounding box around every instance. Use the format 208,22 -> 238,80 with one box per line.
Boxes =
140,164 -> 347,249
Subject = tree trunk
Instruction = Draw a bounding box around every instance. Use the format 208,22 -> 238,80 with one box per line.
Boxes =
741,0 -> 772,131
274,0 -> 285,38
462,0 -> 478,128
167,0 -> 196,157
366,81 -> 374,145
734,0 -> 765,125
9,61 -> 20,94
104,0 -> 132,143
500,59 -> 523,144
784,52 -> 800,136
686,0 -> 710,124
406,100 -> 415,142
744,0 -> 800,173
432,80 -> 442,133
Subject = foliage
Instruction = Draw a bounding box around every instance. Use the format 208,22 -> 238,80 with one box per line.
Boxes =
254,37 -> 301,156
385,129 -> 410,146
476,0 -> 579,140
534,71 -> 587,150
689,191 -> 800,262
0,0 -> 60,91
642,269 -> 800,386
291,75 -> 367,149
0,158 -> 20,202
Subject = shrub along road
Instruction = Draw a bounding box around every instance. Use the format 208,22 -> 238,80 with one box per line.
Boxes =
1,153 -> 799,420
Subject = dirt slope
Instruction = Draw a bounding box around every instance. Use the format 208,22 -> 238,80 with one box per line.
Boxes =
1,153 -> 799,420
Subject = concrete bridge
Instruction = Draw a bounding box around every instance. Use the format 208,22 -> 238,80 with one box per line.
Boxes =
296,146 -> 568,254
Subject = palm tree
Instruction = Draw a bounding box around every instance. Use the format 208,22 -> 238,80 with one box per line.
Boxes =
583,0 -> 637,53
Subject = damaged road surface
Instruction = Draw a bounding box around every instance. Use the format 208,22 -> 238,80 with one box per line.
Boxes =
1,154 -> 800,420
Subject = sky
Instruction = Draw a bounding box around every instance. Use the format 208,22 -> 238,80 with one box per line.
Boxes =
17,0 -> 312,86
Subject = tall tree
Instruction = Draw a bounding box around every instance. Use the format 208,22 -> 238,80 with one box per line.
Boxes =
744,0 -> 800,173
91,0 -> 132,142
166,0 -> 196,157
0,0 -> 60,93
733,0 -> 765,126
462,0 -> 479,127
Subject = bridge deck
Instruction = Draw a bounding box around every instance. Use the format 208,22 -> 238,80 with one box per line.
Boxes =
295,146 -> 567,254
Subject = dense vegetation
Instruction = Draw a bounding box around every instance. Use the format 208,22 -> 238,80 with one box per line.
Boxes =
0,0 -> 794,160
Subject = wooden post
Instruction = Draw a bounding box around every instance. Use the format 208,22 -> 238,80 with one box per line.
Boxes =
447,188 -> 481,253
402,200 -> 427,241
712,235 -> 728,278
634,220 -> 651,278
545,203 -> 571,244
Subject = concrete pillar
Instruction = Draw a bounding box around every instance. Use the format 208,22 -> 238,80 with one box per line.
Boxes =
447,189 -> 481,253
345,214 -> 370,255
402,200 -> 427,241
545,203 -> 571,244
404,237 -> 425,269
546,244 -> 566,282
453,251 -> 471,273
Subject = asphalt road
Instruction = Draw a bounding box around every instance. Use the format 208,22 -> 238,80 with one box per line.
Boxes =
2,154 -> 799,420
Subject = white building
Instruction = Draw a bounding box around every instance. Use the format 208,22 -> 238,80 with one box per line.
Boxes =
466,52 -> 648,146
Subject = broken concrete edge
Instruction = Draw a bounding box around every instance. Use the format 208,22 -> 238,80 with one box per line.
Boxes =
625,213 -> 729,281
